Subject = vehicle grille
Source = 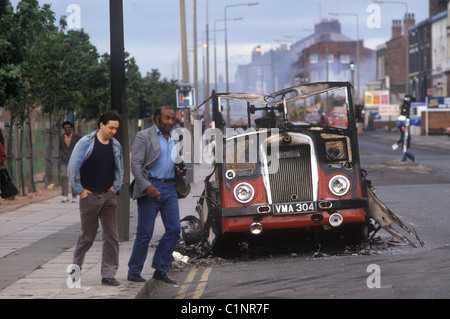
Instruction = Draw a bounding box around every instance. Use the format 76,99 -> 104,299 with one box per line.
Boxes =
269,144 -> 313,203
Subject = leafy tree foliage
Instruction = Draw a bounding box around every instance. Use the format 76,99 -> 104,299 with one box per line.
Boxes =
134,69 -> 179,119
1,0 -> 179,123
0,0 -> 21,107
0,0 -> 180,192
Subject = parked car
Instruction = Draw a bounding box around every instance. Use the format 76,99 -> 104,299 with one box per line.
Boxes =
327,109 -> 348,128
305,112 -> 321,125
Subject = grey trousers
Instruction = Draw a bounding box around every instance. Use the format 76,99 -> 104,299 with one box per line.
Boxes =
61,164 -> 76,198
73,191 -> 119,278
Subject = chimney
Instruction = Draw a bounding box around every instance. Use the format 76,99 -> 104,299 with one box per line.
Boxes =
392,19 -> 402,39
403,13 -> 415,35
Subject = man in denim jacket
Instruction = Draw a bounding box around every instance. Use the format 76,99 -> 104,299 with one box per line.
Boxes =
68,110 -> 124,286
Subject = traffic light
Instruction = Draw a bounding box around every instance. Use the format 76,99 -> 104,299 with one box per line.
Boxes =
400,95 -> 414,118
349,61 -> 355,69
139,97 -> 153,119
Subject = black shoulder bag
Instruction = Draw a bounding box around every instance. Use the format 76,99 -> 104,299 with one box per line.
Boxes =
0,164 -> 19,199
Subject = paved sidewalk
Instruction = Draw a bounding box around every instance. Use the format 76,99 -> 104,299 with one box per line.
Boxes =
0,162 -> 213,299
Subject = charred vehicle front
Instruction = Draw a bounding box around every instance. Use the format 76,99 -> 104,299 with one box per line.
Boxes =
190,82 -> 423,254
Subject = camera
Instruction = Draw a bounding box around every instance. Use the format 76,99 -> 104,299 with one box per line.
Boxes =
175,162 -> 187,176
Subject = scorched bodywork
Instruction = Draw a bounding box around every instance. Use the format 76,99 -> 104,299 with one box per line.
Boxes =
190,82 -> 423,253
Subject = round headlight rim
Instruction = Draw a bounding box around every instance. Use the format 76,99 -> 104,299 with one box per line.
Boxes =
233,182 -> 255,204
225,169 -> 236,180
328,175 -> 351,197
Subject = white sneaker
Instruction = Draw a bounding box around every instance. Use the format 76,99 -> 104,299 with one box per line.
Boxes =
61,196 -> 69,203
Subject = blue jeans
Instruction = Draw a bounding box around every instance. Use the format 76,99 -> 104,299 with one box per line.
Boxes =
128,181 -> 180,275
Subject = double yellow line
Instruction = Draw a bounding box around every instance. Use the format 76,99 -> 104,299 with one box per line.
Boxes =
176,266 -> 212,299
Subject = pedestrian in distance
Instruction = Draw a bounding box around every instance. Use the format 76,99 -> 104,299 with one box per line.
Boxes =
59,121 -> 81,203
0,128 -> 5,147
127,106 -> 185,285
0,141 -> 7,197
68,110 -> 124,286
392,124 -> 415,162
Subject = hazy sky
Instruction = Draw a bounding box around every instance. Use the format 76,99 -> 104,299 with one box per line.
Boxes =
9,0 -> 430,82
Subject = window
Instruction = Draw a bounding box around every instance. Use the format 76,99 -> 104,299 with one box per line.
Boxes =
327,53 -> 334,63
310,53 -> 318,64
340,54 -> 350,64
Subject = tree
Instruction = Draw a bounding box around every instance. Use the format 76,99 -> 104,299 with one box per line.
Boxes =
1,0 -> 180,194
1,0 -> 110,191
37,29 -> 110,122
124,64 -> 179,121
140,69 -> 178,117
0,0 -> 22,108
1,0 -> 59,194
125,55 -> 144,119
33,24 -> 110,186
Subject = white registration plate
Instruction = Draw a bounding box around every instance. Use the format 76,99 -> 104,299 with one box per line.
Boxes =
273,202 -> 317,215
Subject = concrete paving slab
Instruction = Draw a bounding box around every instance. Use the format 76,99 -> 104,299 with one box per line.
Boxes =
0,162 -> 212,298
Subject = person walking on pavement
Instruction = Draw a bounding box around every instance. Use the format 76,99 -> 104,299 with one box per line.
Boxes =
0,141 -> 7,198
127,106 -> 184,284
68,110 -> 124,286
59,121 -> 81,203
0,128 -> 5,147
393,124 -> 415,162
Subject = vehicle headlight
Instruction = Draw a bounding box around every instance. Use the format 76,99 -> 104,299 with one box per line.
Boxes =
329,175 -> 350,197
233,182 -> 255,204
325,139 -> 347,162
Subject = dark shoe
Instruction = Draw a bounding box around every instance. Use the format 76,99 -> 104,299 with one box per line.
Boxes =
153,270 -> 177,284
101,277 -> 120,286
127,273 -> 146,282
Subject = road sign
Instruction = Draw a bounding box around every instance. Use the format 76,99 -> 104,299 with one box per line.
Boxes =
177,88 -> 195,108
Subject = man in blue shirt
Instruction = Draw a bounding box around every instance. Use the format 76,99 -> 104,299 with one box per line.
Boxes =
127,106 -> 184,284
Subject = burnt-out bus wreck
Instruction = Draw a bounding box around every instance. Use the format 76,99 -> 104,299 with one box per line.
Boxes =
188,82 -> 423,255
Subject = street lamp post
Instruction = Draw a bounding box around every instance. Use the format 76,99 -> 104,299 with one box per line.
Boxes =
179,0 -> 194,183
214,17 -> 243,92
224,2 -> 258,125
180,0 -> 189,84
193,0 -> 198,120
205,0 -> 210,126
284,29 -> 312,86
374,1 -> 410,159
329,12 -> 360,103
109,0 -> 130,242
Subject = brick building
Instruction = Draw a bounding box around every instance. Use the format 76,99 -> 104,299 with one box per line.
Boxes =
374,0 -> 450,135
409,16 -> 432,102
376,14 -> 415,105
298,37 -> 375,102
293,19 -> 376,104
430,0 -> 448,17
408,0 -> 448,102
235,19 -> 376,103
